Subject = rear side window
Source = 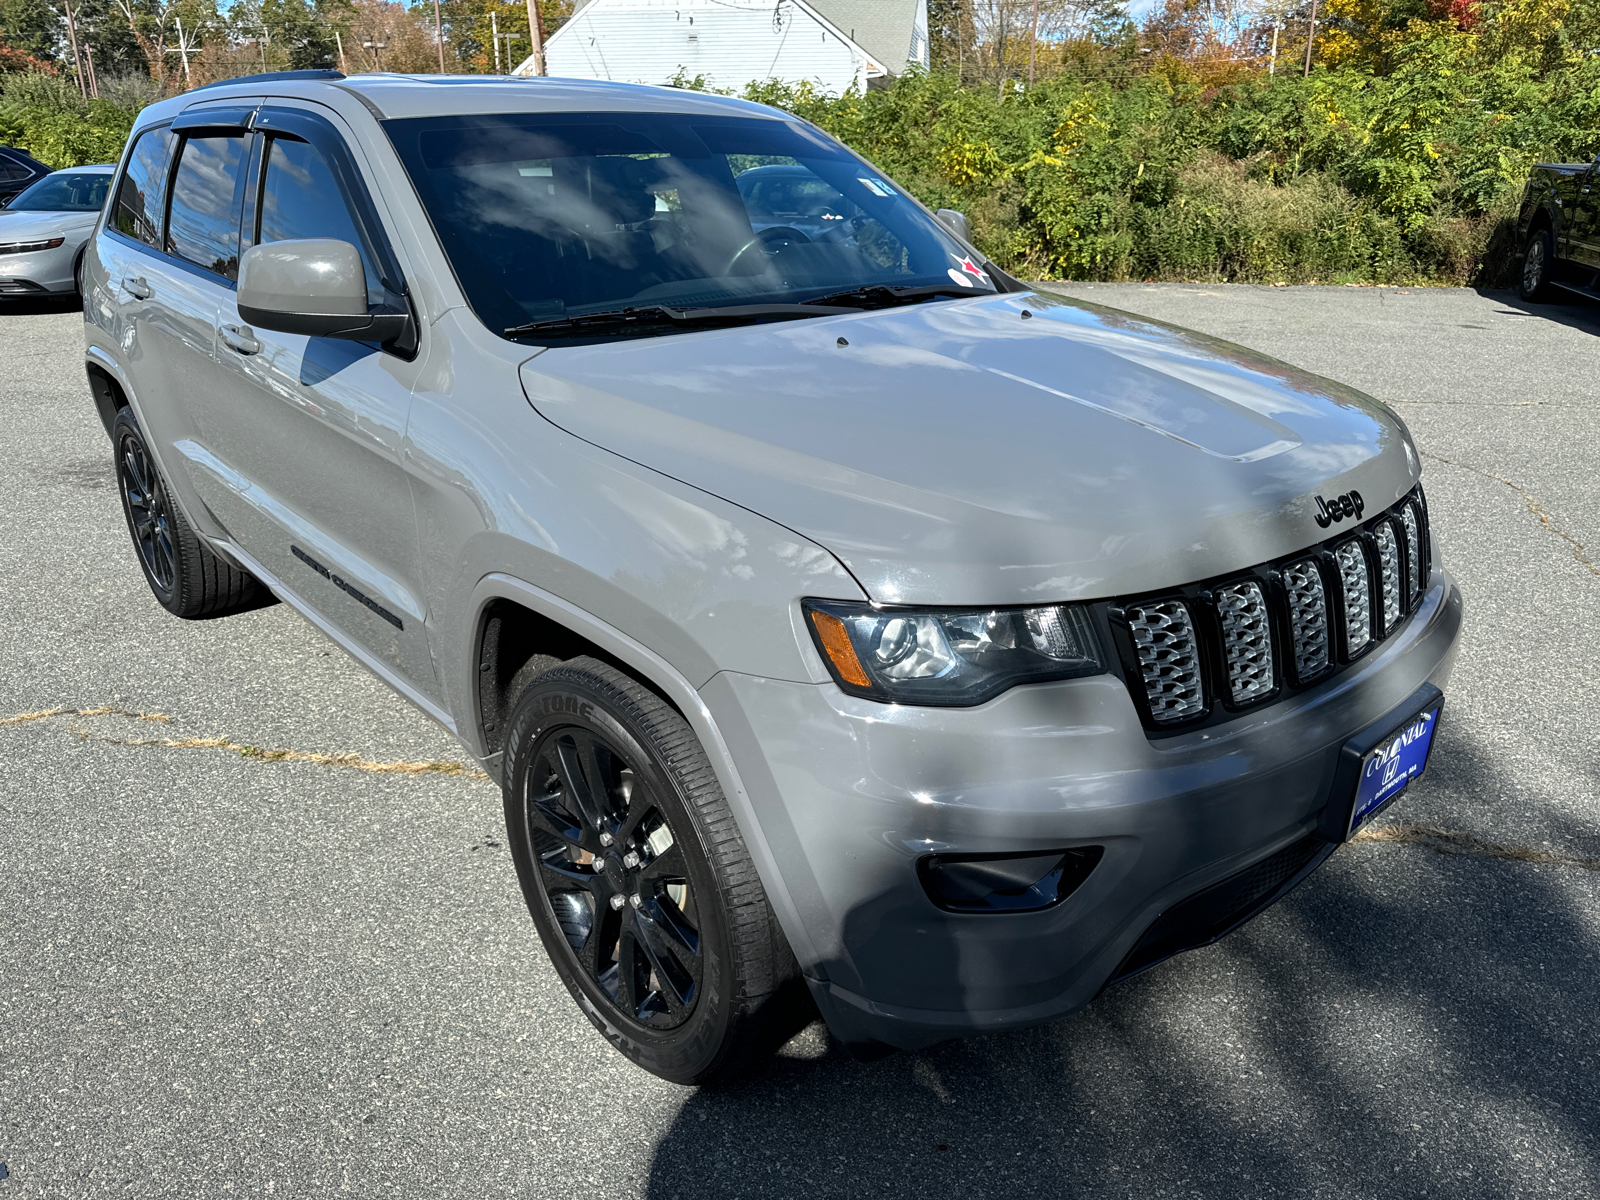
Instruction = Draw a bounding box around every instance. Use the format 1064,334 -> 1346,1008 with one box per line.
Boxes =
258,135 -> 383,301
0,155 -> 31,183
112,127 -> 175,248
166,134 -> 247,280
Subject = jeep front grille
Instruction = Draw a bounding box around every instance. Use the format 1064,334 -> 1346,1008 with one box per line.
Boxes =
1281,559 -> 1330,682
1216,581 -> 1274,704
1126,600 -> 1205,723
1111,486 -> 1430,731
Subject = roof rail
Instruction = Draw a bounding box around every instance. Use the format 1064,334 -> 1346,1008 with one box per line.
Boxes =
189,69 -> 345,93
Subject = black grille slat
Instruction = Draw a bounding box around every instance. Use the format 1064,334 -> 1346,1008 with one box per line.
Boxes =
1401,502 -> 1423,603
1112,488 -> 1431,732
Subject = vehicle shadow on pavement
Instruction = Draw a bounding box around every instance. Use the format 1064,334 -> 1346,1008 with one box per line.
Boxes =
1475,287 -> 1600,337
0,294 -> 82,317
643,737 -> 1600,1199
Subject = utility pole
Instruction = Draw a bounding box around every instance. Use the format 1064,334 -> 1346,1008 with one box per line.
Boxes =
432,0 -> 446,71
491,11 -> 500,72
1028,0 -> 1038,85
62,0 -> 87,98
525,0 -> 546,74
363,36 -> 387,69
335,30 -> 347,72
1269,19 -> 1281,75
84,40 -> 98,96
1303,0 -> 1318,77
166,13 -> 194,84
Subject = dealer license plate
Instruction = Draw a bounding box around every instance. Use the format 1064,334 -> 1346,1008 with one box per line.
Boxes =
1348,703 -> 1441,835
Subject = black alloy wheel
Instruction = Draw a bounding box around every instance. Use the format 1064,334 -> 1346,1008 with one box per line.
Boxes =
118,425 -> 177,595
1519,227 -> 1554,302
502,657 -> 807,1084
525,723 -> 703,1028
111,407 -> 276,620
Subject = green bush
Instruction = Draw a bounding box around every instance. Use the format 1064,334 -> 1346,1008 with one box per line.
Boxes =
739,29 -> 1600,287
0,71 -> 140,168
7,9 -> 1599,287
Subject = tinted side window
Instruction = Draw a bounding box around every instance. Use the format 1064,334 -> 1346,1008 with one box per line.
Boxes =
112,128 -> 175,247
258,135 -> 382,301
0,155 -> 31,183
166,134 -> 247,279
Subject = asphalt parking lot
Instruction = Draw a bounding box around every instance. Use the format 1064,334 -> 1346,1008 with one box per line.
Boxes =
3,283 -> 1598,1199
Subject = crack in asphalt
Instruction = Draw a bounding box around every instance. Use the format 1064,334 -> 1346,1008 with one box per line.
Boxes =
4,707 -> 491,780
1,705 -> 175,727
1420,449 -> 1600,578
8,709 -> 1600,873
1390,399 -> 1569,408
1353,822 -> 1600,872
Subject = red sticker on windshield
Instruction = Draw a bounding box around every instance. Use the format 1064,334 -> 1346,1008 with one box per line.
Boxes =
953,255 -> 990,286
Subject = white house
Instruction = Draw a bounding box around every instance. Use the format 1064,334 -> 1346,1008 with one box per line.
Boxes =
514,0 -> 930,95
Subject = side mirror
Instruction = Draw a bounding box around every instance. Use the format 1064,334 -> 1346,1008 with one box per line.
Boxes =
237,238 -> 408,343
935,208 -> 971,242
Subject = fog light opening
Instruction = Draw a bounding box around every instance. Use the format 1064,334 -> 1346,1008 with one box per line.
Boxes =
919,846 -> 1104,914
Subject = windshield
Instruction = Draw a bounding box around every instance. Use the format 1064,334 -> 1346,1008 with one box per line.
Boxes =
9,171 -> 112,212
384,111 -> 995,339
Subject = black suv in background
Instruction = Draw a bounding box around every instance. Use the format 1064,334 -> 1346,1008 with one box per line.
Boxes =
0,146 -> 52,207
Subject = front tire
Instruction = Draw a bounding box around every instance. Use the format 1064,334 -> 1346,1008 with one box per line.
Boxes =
502,657 -> 804,1084
112,407 -> 276,619
1519,227 -> 1554,302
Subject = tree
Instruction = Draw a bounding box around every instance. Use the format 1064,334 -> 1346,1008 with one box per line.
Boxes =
0,0 -> 61,63
100,0 -> 219,86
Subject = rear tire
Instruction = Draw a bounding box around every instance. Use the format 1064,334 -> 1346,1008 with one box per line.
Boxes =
1519,227 -> 1554,302
112,407 -> 276,619
502,656 -> 807,1084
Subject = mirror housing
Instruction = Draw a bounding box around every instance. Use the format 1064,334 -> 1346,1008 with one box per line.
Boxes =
935,208 -> 971,242
237,238 -> 409,343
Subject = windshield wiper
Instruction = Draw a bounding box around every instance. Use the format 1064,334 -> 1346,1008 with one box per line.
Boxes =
801,283 -> 995,310
505,301 -> 857,339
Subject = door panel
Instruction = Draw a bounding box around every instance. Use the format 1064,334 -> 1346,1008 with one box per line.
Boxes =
1566,164 -> 1600,268
198,111 -> 436,695
205,321 -> 433,688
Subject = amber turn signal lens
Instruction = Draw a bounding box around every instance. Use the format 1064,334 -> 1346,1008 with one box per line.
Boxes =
808,609 -> 871,688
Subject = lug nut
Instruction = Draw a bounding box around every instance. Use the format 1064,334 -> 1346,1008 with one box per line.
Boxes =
599,832 -> 614,846
609,893 -> 626,910
629,893 -> 642,909
622,852 -> 640,869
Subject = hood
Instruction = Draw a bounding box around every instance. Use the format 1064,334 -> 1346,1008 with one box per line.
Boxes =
518,290 -> 1419,605
0,209 -> 95,243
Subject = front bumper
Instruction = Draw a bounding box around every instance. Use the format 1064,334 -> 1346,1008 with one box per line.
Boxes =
0,243 -> 78,294
702,569 -> 1463,1051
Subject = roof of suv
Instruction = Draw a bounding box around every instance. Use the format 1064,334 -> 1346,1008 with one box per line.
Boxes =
172,72 -> 791,124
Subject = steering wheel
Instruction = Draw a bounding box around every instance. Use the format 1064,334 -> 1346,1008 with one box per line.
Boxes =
723,225 -> 811,275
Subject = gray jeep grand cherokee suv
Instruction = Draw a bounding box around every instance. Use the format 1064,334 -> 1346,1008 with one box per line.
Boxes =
82,70 -> 1462,1084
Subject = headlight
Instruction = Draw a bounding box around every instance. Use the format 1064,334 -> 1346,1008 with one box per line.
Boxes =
0,237 -> 65,255
803,599 -> 1106,706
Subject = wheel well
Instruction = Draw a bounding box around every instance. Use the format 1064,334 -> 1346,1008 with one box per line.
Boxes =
1527,209 -> 1553,241
85,363 -> 128,439
474,598 -> 679,757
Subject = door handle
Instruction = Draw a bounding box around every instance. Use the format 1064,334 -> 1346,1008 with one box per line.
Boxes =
219,324 -> 262,355
120,275 -> 153,299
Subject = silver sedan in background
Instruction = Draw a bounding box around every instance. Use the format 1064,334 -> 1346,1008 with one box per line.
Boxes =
0,164 -> 115,298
